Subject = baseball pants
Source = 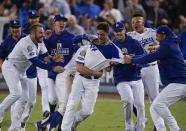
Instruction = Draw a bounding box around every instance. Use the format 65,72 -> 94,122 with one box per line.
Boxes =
61,73 -> 100,131
117,80 -> 146,131
47,78 -> 58,106
21,77 -> 37,124
55,71 -> 69,114
10,77 -> 37,130
150,83 -> 186,131
37,68 -> 50,113
0,60 -> 22,124
141,64 -> 159,102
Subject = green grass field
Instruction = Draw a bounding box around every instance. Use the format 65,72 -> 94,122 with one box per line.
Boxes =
0,94 -> 186,131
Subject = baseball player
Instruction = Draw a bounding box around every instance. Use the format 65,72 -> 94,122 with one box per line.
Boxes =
8,10 -> 48,131
45,14 -> 78,113
125,25 -> 185,131
112,22 -> 146,131
35,14 -> 81,131
35,34 -> 98,131
23,10 -> 50,119
61,22 -> 124,131
0,19 -> 26,131
0,23 -> 64,130
127,13 -> 160,131
0,19 -> 36,131
128,13 -> 160,102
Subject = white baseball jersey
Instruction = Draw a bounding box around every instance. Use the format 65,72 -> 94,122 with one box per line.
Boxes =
127,28 -> 158,53
128,28 -> 160,102
64,45 -> 89,75
7,35 -> 47,74
76,44 -> 123,72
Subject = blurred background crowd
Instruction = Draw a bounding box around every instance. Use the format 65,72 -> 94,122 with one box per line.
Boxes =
0,0 -> 186,83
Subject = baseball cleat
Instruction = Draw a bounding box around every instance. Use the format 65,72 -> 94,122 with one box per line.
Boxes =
71,121 -> 80,131
43,111 -> 50,118
21,122 -> 26,131
35,121 -> 46,131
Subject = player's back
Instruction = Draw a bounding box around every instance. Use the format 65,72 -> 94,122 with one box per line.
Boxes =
8,35 -> 37,74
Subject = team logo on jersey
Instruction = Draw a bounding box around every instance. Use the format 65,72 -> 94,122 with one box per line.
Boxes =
27,45 -> 34,52
140,37 -> 154,47
121,48 -> 128,55
57,43 -> 62,54
57,43 -> 70,55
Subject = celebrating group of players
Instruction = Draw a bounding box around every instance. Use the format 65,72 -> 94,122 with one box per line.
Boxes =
0,9 -> 185,131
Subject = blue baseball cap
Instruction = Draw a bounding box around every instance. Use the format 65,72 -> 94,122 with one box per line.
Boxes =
54,14 -> 68,22
156,25 -> 172,36
28,10 -> 39,18
10,20 -> 21,28
112,22 -> 125,32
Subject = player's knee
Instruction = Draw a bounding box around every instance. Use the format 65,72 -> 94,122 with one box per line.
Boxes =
11,92 -> 21,100
81,111 -> 92,119
82,108 -> 93,117
28,99 -> 36,106
150,104 -> 156,115
49,98 -> 58,105
122,100 -> 133,109
135,102 -> 144,110
27,102 -> 34,110
151,101 -> 165,112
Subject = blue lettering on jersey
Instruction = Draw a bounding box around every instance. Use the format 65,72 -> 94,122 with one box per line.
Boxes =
139,37 -> 154,47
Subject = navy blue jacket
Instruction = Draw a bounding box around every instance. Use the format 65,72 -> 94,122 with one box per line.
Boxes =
132,35 -> 186,86
44,30 -> 78,80
179,30 -> 186,59
113,35 -> 145,84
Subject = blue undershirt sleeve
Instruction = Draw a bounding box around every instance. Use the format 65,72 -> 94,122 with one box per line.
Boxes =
132,44 -> 168,64
29,56 -> 53,71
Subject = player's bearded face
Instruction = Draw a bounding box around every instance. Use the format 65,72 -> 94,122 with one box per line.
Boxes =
132,17 -> 144,33
35,27 -> 44,43
97,30 -> 109,44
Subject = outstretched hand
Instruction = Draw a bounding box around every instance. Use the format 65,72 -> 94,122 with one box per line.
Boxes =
52,54 -> 64,62
124,55 -> 132,64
